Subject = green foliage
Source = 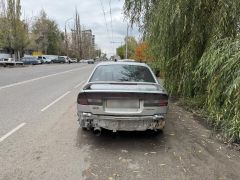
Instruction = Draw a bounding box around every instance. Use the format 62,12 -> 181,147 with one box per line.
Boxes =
124,0 -> 240,142
46,21 -> 62,55
149,60 -> 164,77
0,17 -> 8,47
195,38 -> 240,141
32,10 -> 62,55
116,45 -> 125,59
0,0 -> 29,57
116,36 -> 137,59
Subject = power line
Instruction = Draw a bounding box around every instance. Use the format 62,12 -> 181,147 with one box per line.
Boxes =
108,0 -> 113,41
99,0 -> 109,35
108,0 -> 115,55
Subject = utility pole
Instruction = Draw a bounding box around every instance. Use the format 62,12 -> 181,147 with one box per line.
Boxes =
125,23 -> 129,59
65,18 -> 73,57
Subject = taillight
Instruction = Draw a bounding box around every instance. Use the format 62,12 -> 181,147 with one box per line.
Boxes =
144,94 -> 168,107
77,93 -> 88,105
159,99 -> 168,107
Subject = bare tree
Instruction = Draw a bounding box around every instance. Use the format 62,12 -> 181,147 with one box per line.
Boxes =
65,9 -> 96,59
70,9 -> 82,59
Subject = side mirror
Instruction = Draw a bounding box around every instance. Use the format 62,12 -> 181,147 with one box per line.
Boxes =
155,70 -> 160,77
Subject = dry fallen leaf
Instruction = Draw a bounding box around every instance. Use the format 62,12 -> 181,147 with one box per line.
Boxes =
91,172 -> 98,177
113,173 -> 120,177
183,168 -> 187,173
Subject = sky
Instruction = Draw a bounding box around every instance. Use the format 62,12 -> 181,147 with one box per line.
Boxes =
21,0 -> 140,56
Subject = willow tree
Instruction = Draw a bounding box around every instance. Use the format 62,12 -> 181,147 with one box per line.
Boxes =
124,0 -> 240,141
125,0 -> 239,95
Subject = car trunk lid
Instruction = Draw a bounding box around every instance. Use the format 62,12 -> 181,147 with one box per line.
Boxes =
78,83 -> 168,115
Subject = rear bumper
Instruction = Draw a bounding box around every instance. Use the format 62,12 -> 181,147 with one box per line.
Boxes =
78,112 -> 166,131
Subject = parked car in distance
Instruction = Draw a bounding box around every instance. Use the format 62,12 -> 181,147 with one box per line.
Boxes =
51,56 -> 68,63
0,58 -> 23,67
87,59 -> 94,64
45,55 -> 58,61
21,57 -> 41,65
80,59 -> 88,63
70,58 -> 78,63
77,61 -> 169,136
37,56 -> 52,64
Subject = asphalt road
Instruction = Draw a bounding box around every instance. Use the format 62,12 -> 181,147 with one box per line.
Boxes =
0,64 -> 240,180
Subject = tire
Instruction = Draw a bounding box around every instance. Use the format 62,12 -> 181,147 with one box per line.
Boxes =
155,129 -> 163,135
82,127 -> 88,131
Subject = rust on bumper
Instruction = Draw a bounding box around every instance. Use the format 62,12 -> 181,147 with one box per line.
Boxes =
78,112 -> 166,131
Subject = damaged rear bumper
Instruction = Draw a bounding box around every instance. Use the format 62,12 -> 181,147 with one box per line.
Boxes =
78,112 -> 166,131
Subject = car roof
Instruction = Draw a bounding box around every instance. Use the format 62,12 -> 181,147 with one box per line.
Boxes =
117,59 -> 135,62
96,61 -> 148,67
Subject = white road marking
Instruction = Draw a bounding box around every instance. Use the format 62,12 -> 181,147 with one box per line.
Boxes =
74,81 -> 85,89
41,91 -> 71,112
0,66 -> 88,91
0,123 -> 26,143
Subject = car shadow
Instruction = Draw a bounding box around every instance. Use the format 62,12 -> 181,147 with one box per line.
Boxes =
76,127 -> 167,152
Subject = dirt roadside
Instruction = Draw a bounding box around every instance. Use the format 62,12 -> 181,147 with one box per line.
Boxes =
81,102 -> 240,180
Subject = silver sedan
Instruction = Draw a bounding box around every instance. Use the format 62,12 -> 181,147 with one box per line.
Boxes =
77,61 -> 168,136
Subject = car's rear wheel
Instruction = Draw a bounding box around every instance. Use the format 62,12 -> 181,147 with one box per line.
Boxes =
81,127 -> 88,131
154,129 -> 163,135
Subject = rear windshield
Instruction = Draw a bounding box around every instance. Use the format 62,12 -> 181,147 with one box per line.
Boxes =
90,64 -> 156,83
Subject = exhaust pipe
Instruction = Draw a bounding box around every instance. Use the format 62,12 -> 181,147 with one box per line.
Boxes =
93,127 -> 102,136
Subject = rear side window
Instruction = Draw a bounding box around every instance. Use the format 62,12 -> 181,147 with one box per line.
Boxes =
90,64 -> 156,83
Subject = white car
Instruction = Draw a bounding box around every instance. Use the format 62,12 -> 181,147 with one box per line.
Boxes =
80,59 -> 88,63
0,58 -> 23,67
87,59 -> 94,64
37,56 -> 52,64
77,61 -> 169,136
71,58 -> 78,63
